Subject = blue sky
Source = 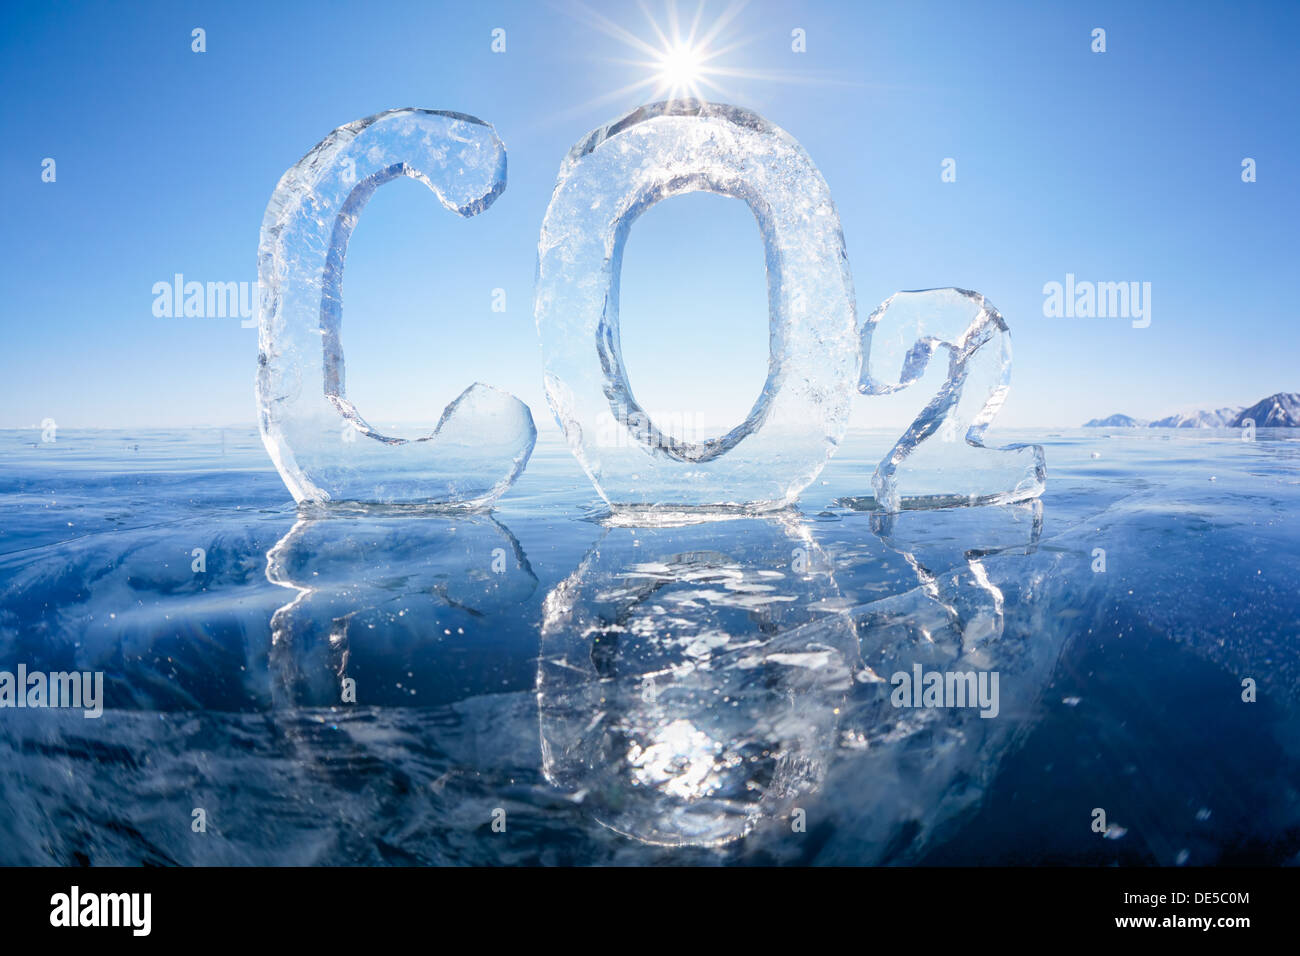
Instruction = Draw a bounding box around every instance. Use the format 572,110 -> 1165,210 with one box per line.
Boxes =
1,0 -> 1296,431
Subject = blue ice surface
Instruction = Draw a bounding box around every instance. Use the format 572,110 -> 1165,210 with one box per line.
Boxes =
0,425 -> 1297,865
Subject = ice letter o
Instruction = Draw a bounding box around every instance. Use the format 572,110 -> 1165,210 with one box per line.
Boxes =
257,108 -> 536,507
535,101 -> 859,512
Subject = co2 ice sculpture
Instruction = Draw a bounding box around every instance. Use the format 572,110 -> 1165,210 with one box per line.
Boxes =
257,108 -> 536,507
858,288 -> 1045,512
535,100 -> 859,513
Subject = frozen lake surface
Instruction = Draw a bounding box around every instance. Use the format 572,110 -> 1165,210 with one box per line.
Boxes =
1,426 -> 1298,865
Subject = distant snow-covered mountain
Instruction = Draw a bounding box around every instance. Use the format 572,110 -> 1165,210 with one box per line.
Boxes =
1083,392 -> 1300,428
1230,392 -> 1300,428
1083,414 -> 1147,427
1147,406 -> 1242,429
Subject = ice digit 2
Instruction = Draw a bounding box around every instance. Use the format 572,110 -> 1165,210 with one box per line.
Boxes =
859,288 -> 1046,512
534,101 -> 859,512
257,108 -> 536,507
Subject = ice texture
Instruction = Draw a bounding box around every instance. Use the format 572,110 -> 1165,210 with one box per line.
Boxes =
538,517 -> 858,846
7,431 -> 1300,864
266,513 -> 537,707
534,100 -> 859,513
857,288 -> 1045,512
257,108 -> 535,507
814,501 -> 1071,864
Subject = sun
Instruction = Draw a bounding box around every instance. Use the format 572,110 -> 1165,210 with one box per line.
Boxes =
561,1 -> 755,112
559,0 -> 847,119
656,41 -> 705,97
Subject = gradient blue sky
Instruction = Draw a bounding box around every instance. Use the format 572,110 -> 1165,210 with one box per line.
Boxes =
2,0 -> 1296,431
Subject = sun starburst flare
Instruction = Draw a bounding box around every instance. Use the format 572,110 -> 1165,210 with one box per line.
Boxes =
656,41 -> 706,97
542,0 -> 862,129
562,0 -> 753,109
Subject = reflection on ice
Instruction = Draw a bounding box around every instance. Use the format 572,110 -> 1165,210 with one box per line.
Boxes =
535,501 -> 1066,856
266,511 -> 537,708
538,514 -> 858,846
813,501 -> 1070,863
5,427 -> 1300,863
859,499 -> 1044,654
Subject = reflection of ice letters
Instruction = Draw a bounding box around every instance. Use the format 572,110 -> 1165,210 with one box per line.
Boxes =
859,289 -> 1046,513
863,502 -> 1043,655
814,502 -> 1064,863
266,513 -> 537,708
538,516 -> 860,847
257,108 -> 535,507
